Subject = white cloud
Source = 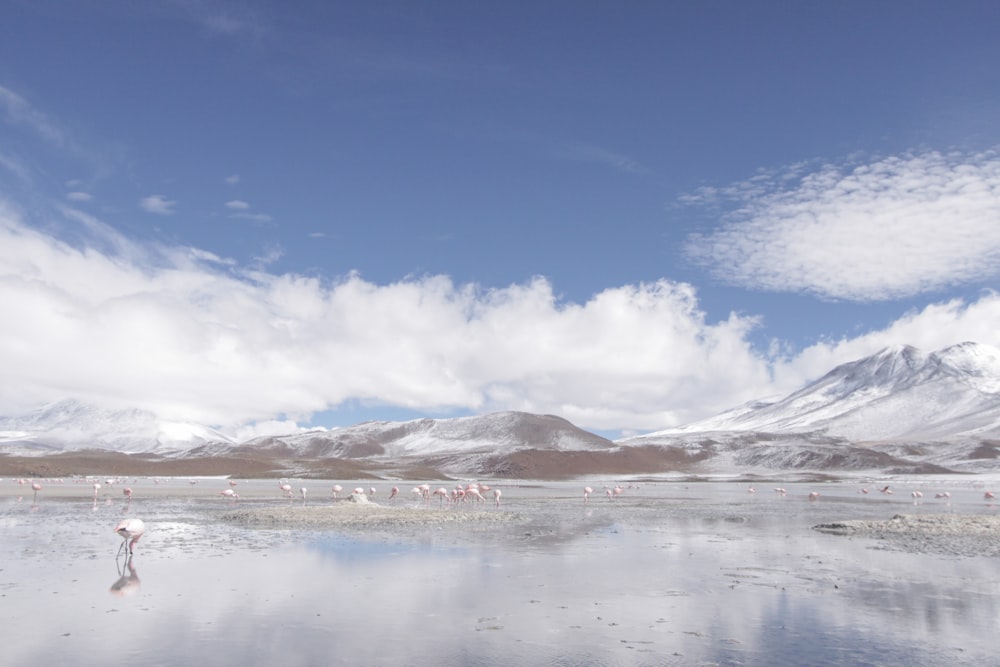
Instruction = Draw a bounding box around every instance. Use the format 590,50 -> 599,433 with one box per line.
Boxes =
224,174 -> 240,185
556,142 -> 648,175
685,150 -> 1000,301
140,194 -> 176,215
230,211 -> 273,223
67,191 -> 93,202
2,199 -> 998,434
225,199 -> 250,210
0,85 -> 65,147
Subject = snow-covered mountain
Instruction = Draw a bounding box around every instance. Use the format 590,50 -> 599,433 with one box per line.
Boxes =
191,411 -> 615,459
617,342 -> 1000,474
0,399 -> 234,454
640,342 -> 1000,441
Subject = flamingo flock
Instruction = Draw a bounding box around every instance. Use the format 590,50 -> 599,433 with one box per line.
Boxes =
6,475 -> 999,566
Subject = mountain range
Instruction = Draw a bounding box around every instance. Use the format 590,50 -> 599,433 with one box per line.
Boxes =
3,342 -> 999,478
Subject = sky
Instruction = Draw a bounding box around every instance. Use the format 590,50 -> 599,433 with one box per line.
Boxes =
2,1 -> 1000,440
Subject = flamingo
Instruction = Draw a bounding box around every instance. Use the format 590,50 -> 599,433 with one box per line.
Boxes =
332,484 -> 343,499
985,491 -> 996,501
220,488 -> 239,501
300,487 -> 308,504
115,518 -> 145,556
279,483 -> 293,499
229,480 -> 238,488
584,486 -> 593,503
389,486 -> 399,501
93,482 -> 102,499
432,487 -> 449,504
935,491 -> 951,499
808,492 -> 820,501
31,482 -> 42,503
493,488 -> 502,507
123,487 -> 133,505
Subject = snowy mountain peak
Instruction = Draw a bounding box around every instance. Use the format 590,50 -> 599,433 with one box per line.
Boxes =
648,341 -> 1000,442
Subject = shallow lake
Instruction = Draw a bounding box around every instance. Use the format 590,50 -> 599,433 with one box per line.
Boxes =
2,475 -> 999,666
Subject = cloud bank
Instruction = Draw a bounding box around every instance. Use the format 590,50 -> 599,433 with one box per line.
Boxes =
2,195 -> 998,434
685,150 -> 1000,301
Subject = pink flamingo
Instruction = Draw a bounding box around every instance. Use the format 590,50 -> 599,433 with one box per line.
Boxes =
93,482 -> 102,499
332,484 -> 343,499
123,487 -> 133,505
808,492 -> 820,501
583,486 -> 593,503
493,488 -> 502,507
115,518 -> 145,556
935,491 -> 951,499
279,483 -> 293,499
388,486 -> 399,501
220,488 -> 239,501
985,491 -> 996,501
300,487 -> 308,504
229,480 -> 238,488
31,482 -> 42,503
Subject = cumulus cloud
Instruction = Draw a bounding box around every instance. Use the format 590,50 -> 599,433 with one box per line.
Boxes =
140,194 -> 176,215
685,150 -> 1000,301
2,198 -> 998,434
225,199 -> 250,210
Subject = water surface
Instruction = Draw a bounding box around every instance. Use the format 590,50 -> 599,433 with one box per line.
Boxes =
2,476 -> 999,666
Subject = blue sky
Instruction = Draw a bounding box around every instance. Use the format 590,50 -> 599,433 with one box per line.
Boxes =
2,1 -> 1000,439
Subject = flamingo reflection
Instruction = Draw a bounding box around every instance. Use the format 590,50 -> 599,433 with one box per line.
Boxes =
109,555 -> 141,597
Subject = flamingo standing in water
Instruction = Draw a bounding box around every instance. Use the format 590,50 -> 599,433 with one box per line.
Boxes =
220,488 -> 239,501
808,492 -> 820,501
493,488 -> 502,507
300,487 -> 308,504
123,487 -> 133,509
985,491 -> 996,501
389,486 -> 399,501
115,518 -> 145,556
279,483 -> 293,500
584,487 -> 593,503
31,482 -> 42,503
332,484 -> 343,499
